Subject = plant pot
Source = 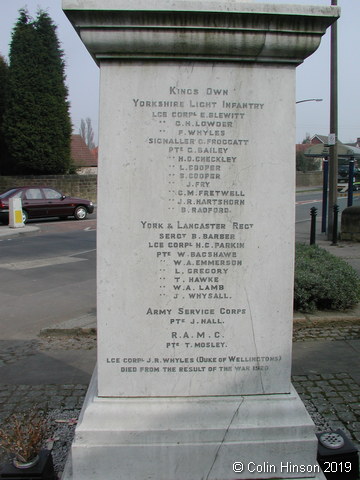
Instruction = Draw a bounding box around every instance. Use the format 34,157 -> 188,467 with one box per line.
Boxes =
0,450 -> 56,479
13,454 -> 40,469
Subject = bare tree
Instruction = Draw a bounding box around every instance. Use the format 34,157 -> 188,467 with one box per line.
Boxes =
79,117 -> 95,150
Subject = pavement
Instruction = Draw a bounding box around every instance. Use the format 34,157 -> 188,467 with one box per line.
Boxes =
0,224 -> 40,237
0,204 -> 360,478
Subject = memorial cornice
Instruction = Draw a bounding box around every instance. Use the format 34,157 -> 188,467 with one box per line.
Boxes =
63,1 -> 339,64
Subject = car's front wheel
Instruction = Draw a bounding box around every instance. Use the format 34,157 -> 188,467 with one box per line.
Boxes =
74,206 -> 87,220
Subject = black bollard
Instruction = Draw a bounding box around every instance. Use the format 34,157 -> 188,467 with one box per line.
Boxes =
332,204 -> 339,245
322,159 -> 329,233
348,159 -> 354,207
310,206 -> 317,245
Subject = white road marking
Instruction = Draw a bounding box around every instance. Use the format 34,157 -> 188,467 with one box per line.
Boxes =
69,249 -> 96,257
0,256 -> 87,270
295,199 -> 321,205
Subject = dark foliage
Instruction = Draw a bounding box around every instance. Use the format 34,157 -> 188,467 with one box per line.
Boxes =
3,9 -> 72,174
296,150 -> 320,172
0,55 -> 10,174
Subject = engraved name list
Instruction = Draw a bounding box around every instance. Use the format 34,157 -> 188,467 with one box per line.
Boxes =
100,67 -> 287,396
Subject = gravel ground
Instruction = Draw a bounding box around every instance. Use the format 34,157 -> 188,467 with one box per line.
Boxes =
47,408 -> 80,477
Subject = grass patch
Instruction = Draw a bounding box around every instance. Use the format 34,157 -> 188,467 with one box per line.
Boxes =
294,243 -> 360,313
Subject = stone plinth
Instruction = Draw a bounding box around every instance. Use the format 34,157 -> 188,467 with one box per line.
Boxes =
64,373 -> 326,480
62,1 -> 339,479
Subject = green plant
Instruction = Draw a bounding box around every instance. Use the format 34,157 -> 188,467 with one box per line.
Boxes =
3,9 -> 72,174
0,409 -> 48,463
294,243 -> 360,313
296,151 -> 320,172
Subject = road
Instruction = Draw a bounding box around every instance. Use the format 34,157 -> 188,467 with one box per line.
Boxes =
0,191 -> 358,341
295,189 -> 360,242
0,217 -> 96,340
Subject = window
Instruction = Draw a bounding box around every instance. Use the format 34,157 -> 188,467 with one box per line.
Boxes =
0,189 -> 19,199
43,188 -> 62,200
11,191 -> 23,198
25,188 -> 43,200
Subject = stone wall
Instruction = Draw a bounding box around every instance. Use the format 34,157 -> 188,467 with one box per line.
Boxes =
296,171 -> 323,187
340,206 -> 360,241
0,175 -> 98,202
1,173 -> 321,198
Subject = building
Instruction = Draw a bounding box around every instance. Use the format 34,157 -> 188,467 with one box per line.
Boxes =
71,135 -> 98,174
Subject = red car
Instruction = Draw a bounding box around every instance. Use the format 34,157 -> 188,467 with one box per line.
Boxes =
0,186 -> 94,224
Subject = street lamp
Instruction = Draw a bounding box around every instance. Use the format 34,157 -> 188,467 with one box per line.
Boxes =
296,98 -> 323,104
295,97 -> 326,233
328,0 -> 338,241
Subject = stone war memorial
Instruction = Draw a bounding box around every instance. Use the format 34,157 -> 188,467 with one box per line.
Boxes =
62,1 -> 339,479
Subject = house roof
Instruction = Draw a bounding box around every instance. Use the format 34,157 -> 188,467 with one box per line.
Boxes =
310,134 -> 328,144
310,133 -> 349,145
71,135 -> 97,167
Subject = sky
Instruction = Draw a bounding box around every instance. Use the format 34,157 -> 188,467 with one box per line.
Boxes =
0,0 -> 358,145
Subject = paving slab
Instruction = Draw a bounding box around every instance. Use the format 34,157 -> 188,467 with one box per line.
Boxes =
0,225 -> 39,237
0,349 -> 96,385
292,339 -> 360,384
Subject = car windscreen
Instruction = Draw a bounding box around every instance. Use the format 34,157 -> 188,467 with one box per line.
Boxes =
0,189 -> 19,199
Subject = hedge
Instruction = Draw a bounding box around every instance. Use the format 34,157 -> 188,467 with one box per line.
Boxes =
294,243 -> 360,313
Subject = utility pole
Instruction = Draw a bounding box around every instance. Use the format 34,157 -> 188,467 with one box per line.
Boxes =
328,0 -> 338,239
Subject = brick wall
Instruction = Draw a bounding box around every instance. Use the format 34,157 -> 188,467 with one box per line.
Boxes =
0,175 -> 98,202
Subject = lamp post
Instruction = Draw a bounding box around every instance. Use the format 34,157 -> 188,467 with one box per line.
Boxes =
296,98 -> 323,104
296,97 -> 324,234
328,0 -> 338,240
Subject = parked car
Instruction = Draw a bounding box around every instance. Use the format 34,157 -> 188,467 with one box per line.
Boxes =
0,186 -> 94,224
338,165 -> 360,183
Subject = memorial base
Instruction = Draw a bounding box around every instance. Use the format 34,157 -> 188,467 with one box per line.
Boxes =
62,370 -> 325,480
